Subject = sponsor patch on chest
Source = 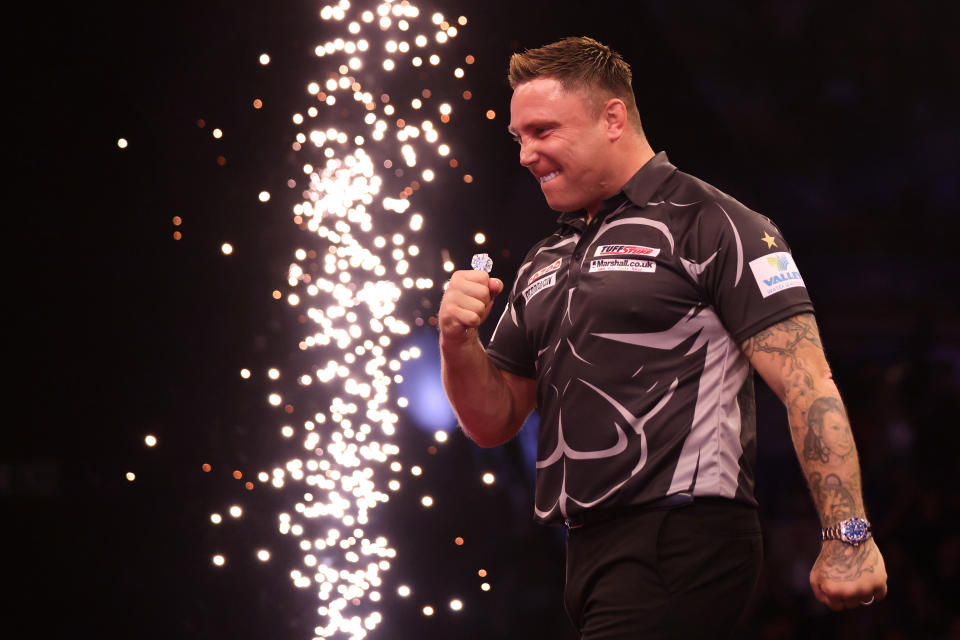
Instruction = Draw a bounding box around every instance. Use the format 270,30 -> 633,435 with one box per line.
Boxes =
527,258 -> 562,284
595,244 -> 660,257
588,258 -> 656,273
522,272 -> 557,302
748,251 -> 806,298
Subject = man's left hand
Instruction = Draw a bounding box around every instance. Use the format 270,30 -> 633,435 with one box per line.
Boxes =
810,539 -> 888,610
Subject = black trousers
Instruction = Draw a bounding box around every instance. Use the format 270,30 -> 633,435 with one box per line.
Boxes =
564,498 -> 763,640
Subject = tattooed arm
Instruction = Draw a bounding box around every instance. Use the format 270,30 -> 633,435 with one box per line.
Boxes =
742,313 -> 888,610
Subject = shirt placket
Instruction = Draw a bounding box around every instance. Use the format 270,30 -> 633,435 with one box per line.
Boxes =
566,200 -> 629,289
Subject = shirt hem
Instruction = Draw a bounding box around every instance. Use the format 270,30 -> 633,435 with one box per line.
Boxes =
730,302 -> 816,346
486,348 -> 536,380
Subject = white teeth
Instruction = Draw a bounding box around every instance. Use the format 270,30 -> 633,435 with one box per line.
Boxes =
539,170 -> 560,184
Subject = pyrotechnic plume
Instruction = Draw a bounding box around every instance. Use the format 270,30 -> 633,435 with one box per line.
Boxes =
208,3 -> 478,638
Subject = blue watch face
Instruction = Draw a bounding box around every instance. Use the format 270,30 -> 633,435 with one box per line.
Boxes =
842,519 -> 869,542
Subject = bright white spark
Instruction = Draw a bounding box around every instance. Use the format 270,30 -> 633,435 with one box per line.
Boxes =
235,3 -> 476,639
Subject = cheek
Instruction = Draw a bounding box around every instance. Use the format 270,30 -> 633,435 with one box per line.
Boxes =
825,419 -> 852,451
577,139 -> 608,171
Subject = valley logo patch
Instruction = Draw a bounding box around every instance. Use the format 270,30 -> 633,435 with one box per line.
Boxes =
748,252 -> 805,298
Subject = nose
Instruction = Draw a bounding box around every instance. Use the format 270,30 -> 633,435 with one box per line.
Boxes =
519,140 -> 538,167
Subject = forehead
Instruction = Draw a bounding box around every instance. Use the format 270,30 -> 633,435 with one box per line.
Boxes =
508,77 -> 592,131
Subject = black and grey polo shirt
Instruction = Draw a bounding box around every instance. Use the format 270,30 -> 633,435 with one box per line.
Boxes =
487,152 -> 814,526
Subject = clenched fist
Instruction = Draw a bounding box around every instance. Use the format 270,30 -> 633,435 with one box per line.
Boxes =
810,538 -> 888,610
438,270 -> 504,344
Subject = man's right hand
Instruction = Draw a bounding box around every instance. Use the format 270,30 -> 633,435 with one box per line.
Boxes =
438,270 -> 504,345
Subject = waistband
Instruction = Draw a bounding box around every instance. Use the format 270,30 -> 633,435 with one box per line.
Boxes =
563,493 -> 748,529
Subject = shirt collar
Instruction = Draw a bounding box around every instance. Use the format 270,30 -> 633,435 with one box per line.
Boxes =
556,151 -> 677,231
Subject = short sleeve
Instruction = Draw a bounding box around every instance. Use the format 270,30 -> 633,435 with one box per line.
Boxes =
683,199 -> 815,344
485,277 -> 537,380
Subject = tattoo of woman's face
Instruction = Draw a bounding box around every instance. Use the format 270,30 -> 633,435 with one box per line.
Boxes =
803,396 -> 853,463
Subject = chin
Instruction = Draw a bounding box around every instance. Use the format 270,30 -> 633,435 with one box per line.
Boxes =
543,195 -> 582,213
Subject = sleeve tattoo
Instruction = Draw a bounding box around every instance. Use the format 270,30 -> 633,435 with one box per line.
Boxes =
745,314 -> 882,584
742,314 -> 865,524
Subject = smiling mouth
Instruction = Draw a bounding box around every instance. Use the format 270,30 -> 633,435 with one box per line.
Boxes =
539,170 -> 560,184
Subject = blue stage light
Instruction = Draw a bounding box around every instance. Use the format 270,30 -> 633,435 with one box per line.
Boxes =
399,329 -> 458,432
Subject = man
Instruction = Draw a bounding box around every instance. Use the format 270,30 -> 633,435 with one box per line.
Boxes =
439,37 -> 887,638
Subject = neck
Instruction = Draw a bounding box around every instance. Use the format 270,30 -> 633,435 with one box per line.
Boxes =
585,136 -> 655,223
617,135 -> 656,188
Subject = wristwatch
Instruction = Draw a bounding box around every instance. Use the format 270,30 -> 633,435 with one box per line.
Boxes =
821,517 -> 872,546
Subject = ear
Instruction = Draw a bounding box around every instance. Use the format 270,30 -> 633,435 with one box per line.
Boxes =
602,98 -> 628,142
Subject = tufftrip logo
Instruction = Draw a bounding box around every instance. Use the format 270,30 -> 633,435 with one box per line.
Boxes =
595,244 -> 660,257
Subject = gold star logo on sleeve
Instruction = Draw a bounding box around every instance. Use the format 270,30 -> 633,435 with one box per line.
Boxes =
761,232 -> 778,249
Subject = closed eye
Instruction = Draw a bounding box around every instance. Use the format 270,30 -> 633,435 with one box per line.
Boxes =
508,124 -> 554,144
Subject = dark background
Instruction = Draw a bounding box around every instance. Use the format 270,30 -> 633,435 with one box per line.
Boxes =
6,1 -> 958,638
